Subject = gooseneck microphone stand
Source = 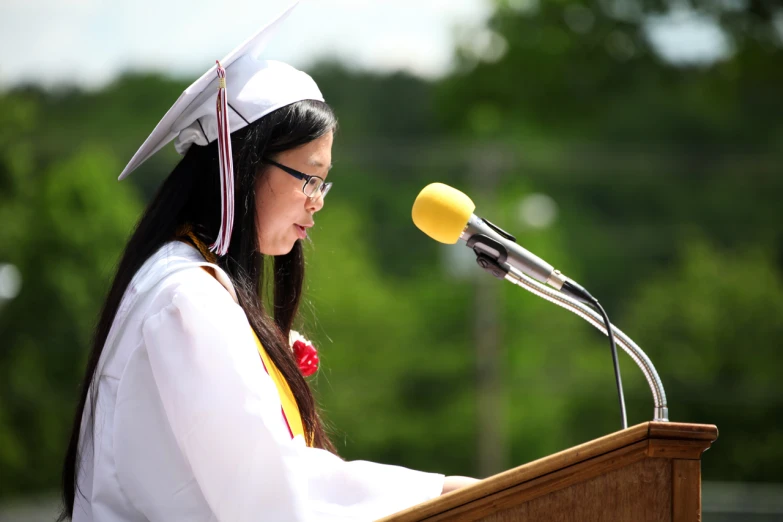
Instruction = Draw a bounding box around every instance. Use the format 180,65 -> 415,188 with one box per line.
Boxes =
469,242 -> 669,425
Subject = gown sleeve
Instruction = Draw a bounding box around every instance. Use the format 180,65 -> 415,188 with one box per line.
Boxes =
142,281 -> 444,522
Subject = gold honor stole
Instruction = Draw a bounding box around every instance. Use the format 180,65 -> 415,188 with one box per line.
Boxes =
251,331 -> 307,443
179,228 -> 308,445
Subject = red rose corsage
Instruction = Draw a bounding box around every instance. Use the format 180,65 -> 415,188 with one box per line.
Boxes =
289,330 -> 319,377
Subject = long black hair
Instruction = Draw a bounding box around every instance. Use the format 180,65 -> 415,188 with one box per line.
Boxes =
58,99 -> 337,520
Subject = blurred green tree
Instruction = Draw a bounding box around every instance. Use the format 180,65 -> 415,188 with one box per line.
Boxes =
623,239 -> 783,481
431,0 -> 783,480
0,93 -> 141,495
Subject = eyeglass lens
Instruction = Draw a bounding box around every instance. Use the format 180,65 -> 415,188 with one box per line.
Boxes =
304,176 -> 327,198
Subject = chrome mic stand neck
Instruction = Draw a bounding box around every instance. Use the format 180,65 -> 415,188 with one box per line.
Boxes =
503,265 -> 669,422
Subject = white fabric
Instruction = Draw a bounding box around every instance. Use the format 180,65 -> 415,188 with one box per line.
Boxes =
118,1 -> 323,180
172,58 -> 323,156
73,241 -> 444,522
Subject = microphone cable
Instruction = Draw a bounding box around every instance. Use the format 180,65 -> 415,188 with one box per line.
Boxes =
562,281 -> 628,430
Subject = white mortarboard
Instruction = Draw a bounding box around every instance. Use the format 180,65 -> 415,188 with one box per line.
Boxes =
119,1 -> 324,256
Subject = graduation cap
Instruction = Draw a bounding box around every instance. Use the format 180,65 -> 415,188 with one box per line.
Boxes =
119,1 -> 324,256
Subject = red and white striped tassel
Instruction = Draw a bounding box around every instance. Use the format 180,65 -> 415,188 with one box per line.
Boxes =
209,60 -> 234,256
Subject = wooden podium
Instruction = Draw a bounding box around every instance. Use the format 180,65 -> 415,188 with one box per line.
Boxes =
380,422 -> 718,522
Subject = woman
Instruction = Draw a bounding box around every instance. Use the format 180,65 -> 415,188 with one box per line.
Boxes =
58,8 -> 475,522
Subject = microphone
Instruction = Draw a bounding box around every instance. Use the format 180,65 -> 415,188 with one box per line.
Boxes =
412,182 -> 630,429
412,183 -> 592,302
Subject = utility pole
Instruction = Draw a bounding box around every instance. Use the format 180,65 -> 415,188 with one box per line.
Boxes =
470,146 -> 508,478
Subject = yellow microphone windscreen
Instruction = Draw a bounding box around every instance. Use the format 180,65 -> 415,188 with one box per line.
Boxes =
412,183 -> 476,244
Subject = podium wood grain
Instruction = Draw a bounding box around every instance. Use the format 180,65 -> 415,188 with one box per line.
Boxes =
379,422 -> 717,522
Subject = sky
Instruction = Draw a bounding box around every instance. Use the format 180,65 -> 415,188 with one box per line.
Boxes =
0,0 -> 736,91
0,0 -> 492,90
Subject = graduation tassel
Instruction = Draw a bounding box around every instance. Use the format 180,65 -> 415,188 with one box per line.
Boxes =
210,60 -> 235,256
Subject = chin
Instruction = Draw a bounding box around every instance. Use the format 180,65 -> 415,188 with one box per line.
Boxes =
259,241 -> 297,257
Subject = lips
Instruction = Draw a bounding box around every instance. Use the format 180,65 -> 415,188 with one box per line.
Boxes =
294,224 -> 311,240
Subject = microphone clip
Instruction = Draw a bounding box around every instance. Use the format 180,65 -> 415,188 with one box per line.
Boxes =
467,234 -> 508,264
467,234 -> 510,279
475,253 -> 509,280
481,217 -> 517,243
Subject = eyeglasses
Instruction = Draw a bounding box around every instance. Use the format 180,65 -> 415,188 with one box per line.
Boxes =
262,158 -> 332,200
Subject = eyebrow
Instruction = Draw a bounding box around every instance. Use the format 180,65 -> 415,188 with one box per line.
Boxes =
309,160 -> 333,171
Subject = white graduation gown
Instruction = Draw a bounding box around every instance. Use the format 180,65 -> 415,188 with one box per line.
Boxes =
73,241 -> 444,522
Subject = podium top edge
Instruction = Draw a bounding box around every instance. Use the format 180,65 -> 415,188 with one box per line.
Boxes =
377,421 -> 719,522
647,421 -> 719,442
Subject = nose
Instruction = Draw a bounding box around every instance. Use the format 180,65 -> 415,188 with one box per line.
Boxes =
307,192 -> 325,213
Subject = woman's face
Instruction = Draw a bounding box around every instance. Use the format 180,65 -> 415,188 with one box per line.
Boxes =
255,131 -> 333,256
